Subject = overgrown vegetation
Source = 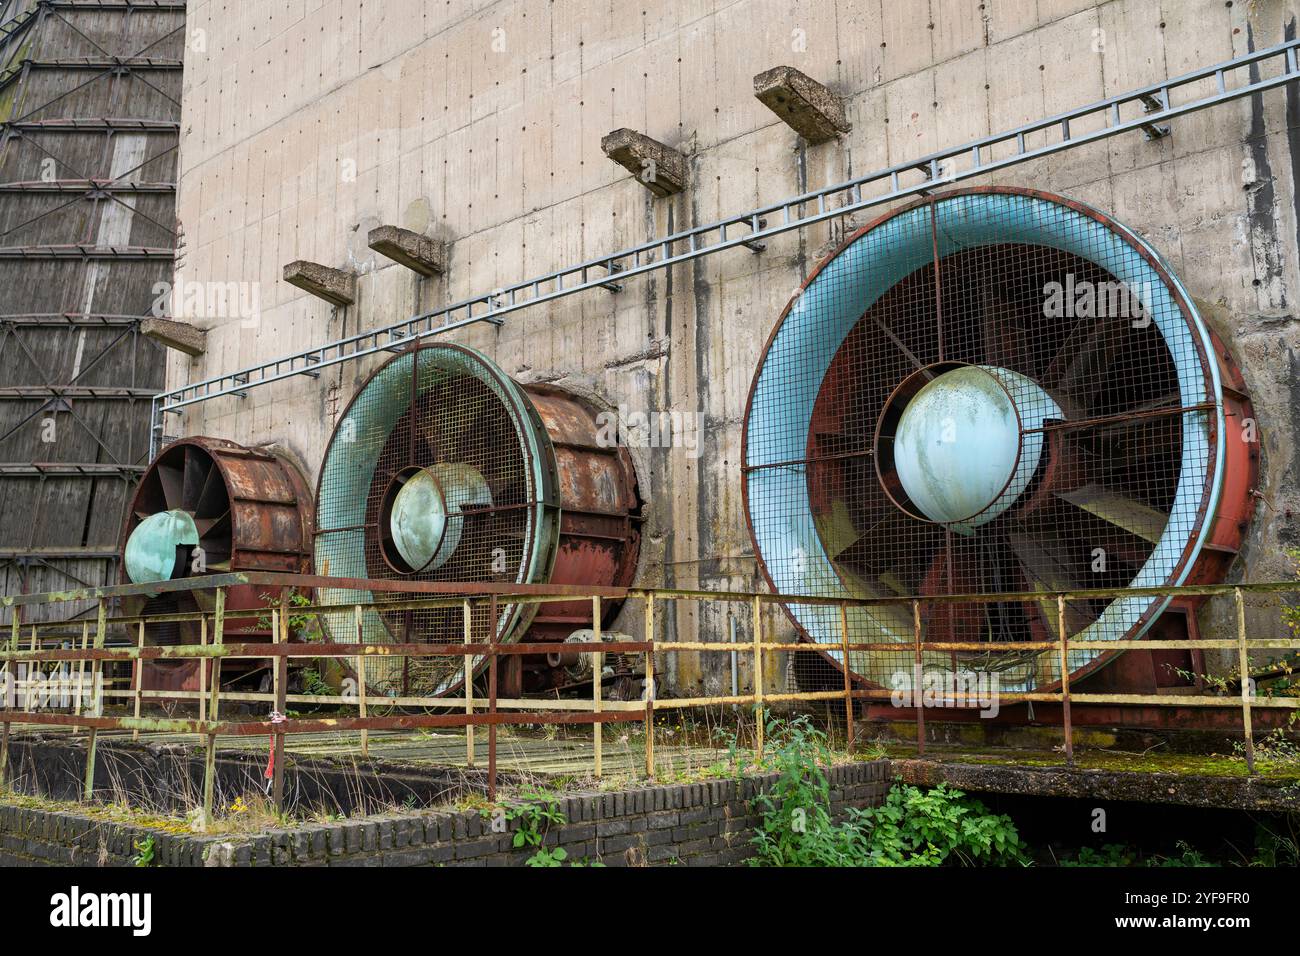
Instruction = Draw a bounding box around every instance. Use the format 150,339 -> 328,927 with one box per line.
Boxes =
747,716 -> 1027,867
484,786 -> 605,867
130,835 -> 156,867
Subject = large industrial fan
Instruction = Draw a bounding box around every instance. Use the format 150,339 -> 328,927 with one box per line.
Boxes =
314,342 -> 641,699
742,187 -> 1256,699
120,437 -> 315,690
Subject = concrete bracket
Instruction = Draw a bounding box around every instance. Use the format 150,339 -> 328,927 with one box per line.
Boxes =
367,224 -> 446,277
600,128 -> 689,197
140,316 -> 205,356
753,66 -> 850,145
283,260 -> 356,306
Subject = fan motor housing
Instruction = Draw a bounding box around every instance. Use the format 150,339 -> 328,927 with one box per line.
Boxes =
314,343 -> 642,699
120,437 -> 315,691
742,186 -> 1259,719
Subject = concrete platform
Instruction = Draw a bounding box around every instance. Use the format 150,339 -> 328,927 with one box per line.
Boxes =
890,747 -> 1300,811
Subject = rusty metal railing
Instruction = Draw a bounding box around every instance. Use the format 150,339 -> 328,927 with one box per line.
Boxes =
0,572 -> 1298,826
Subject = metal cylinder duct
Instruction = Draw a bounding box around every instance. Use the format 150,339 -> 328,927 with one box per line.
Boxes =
314,343 -> 641,698
120,437 -> 315,690
742,187 -> 1256,695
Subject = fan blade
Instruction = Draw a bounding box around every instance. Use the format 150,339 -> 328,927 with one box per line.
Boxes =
194,510 -> 230,538
157,463 -> 183,509
193,461 -> 224,518
978,275 -> 1018,368
182,446 -> 204,509
1008,530 -> 1085,592
1007,531 -> 1094,638
1054,484 -> 1167,543
814,499 -> 864,560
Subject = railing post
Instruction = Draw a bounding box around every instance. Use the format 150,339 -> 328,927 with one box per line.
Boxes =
1234,587 -> 1256,775
488,594 -> 498,802
271,591 -> 289,812
840,602 -> 855,752
592,595 -> 602,780
752,594 -> 764,756
131,620 -> 144,741
202,588 -> 225,829
912,600 -> 925,758
354,604 -> 368,758
198,613 -> 207,723
644,593 -> 655,779
462,600 -> 474,768
83,598 -> 106,802
74,620 -> 88,717
1,607 -> 18,790
1056,595 -> 1074,766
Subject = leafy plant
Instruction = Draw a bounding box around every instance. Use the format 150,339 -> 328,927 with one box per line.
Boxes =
485,787 -> 592,867
250,590 -> 317,637
1060,841 -> 1216,867
1249,819 -> 1300,867
131,835 -> 156,867
746,716 -> 1027,867
846,782 -> 1028,867
749,716 -> 855,866
299,667 -> 332,697
526,846 -> 569,867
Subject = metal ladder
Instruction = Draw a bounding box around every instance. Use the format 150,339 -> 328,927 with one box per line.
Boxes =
153,34 -> 1300,449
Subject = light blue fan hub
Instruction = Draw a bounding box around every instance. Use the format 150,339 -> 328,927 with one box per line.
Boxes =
894,366 -> 1061,534
389,463 -> 492,571
124,509 -> 199,584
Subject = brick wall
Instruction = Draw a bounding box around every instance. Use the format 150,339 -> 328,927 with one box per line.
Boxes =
0,759 -> 892,867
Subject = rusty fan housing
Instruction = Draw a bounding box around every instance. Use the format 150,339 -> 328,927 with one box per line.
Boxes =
742,187 -> 1257,699
120,437 -> 315,691
313,343 -> 641,699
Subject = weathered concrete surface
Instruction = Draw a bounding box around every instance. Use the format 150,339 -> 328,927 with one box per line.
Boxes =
367,224 -> 446,276
894,756 -> 1300,812
282,260 -> 356,306
753,65 -> 849,143
600,128 -> 690,197
141,316 -> 206,356
172,0 -> 1300,698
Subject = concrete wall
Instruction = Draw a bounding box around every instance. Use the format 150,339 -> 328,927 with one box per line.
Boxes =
169,0 -> 1300,694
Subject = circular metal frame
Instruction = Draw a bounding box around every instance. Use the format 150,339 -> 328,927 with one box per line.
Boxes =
313,342 -> 562,698
741,186 -> 1226,693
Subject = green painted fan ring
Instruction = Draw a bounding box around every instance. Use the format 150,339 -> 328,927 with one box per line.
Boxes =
314,344 -> 561,697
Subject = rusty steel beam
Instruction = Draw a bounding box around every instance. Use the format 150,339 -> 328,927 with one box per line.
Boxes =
0,709 -> 641,737
1,568 -> 1298,611
0,639 -> 653,662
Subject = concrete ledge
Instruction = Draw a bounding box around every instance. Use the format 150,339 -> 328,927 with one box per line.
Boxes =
367,225 -> 446,277
600,128 -> 689,197
894,758 -> 1300,811
283,260 -> 355,306
753,66 -> 850,144
140,316 -> 205,356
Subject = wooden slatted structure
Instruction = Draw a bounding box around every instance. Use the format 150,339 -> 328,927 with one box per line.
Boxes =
0,0 -> 184,624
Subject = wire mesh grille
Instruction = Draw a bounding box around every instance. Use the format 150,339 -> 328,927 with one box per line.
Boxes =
315,346 -> 555,698
744,190 -> 1220,696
